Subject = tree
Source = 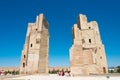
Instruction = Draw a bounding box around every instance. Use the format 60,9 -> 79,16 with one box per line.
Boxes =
7,70 -> 12,74
49,70 -> 51,74
15,71 -> 19,74
12,70 -> 15,75
51,69 -> 58,74
110,70 -> 114,73
51,69 -> 56,74
117,66 -> 120,73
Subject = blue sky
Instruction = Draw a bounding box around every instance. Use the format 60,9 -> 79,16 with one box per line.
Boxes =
0,0 -> 120,67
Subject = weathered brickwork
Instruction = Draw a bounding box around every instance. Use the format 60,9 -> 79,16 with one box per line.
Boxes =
70,14 -> 108,75
20,14 -> 49,74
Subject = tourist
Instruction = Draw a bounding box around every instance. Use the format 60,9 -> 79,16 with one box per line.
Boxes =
62,71 -> 64,76
68,71 -> 71,76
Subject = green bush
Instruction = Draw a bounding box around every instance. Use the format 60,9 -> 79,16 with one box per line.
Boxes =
12,70 -> 15,75
117,66 -> 120,73
15,71 -> 19,74
110,70 -> 114,73
49,69 -> 58,74
6,70 -> 19,75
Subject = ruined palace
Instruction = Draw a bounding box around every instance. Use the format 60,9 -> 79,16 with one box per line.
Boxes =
20,14 -> 49,74
19,13 -> 108,75
70,14 -> 108,75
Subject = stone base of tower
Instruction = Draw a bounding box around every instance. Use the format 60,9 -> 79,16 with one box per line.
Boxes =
70,45 -> 108,75
70,65 -> 103,76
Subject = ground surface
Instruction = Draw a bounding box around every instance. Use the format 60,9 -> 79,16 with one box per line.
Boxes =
3,74 -> 120,80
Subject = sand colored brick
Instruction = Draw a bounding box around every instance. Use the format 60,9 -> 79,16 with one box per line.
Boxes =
70,14 -> 108,75
20,14 -> 49,74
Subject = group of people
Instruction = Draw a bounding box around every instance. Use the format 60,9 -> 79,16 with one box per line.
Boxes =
57,71 -> 71,77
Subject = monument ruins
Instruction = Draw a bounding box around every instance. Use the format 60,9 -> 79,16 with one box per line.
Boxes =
19,13 -> 108,75
70,14 -> 108,75
20,14 -> 49,74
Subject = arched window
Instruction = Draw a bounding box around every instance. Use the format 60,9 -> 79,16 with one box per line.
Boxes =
30,44 -> 33,47
24,55 -> 26,58
89,39 -> 91,43
23,63 -> 25,68
103,67 -> 106,73
36,28 -> 38,31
